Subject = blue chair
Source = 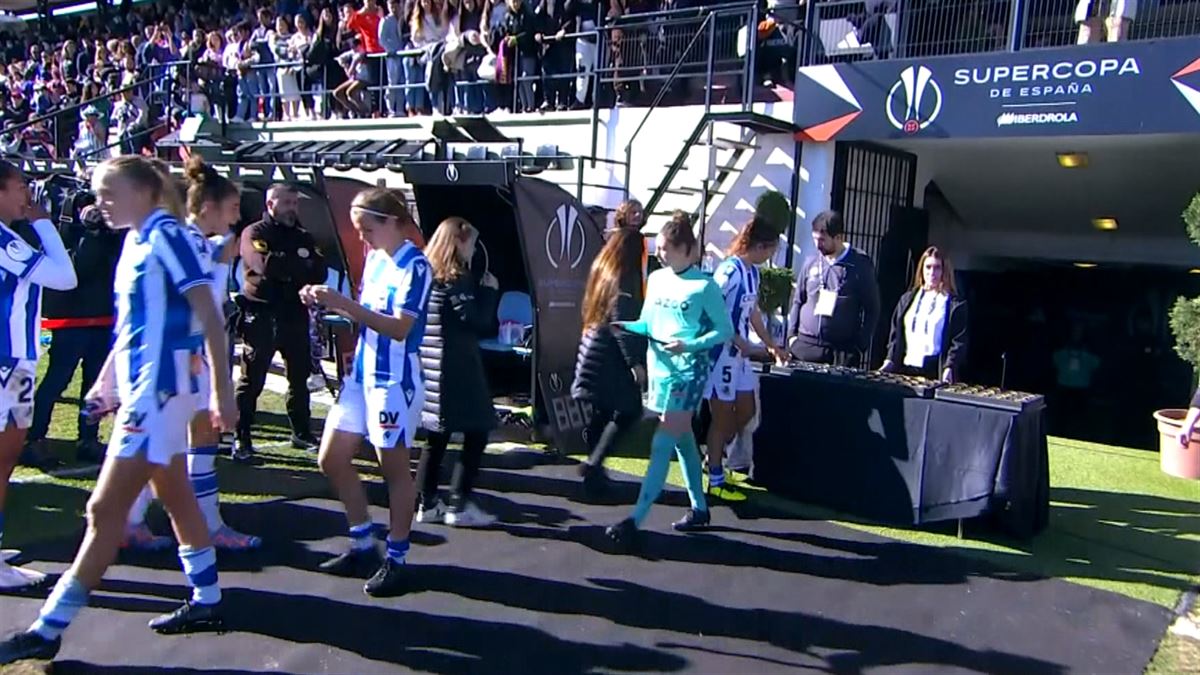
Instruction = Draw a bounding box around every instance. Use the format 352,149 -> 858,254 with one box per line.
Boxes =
479,291 -> 534,357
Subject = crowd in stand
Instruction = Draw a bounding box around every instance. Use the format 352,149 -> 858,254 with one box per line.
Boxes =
0,0 -> 773,158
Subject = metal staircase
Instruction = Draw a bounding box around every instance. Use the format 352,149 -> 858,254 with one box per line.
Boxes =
643,110 -> 801,245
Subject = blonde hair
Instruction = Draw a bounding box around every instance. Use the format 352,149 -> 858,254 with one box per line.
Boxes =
96,156 -> 185,220
425,217 -> 477,284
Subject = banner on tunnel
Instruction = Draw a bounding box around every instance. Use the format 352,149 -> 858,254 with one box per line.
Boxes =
514,178 -> 605,456
794,38 -> 1200,141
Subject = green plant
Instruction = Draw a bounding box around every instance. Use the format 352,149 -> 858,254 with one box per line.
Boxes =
759,266 -> 795,315
1170,192 -> 1200,367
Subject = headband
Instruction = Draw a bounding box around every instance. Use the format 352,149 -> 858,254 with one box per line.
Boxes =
351,204 -> 397,220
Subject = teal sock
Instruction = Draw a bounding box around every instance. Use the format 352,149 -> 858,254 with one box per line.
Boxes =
631,429 -> 677,527
676,432 -> 709,513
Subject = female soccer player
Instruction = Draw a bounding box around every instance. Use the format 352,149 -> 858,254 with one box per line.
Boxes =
0,159 -> 78,590
124,156 -> 261,552
605,211 -> 733,545
0,156 -> 236,665
301,188 -> 431,598
704,216 -> 784,489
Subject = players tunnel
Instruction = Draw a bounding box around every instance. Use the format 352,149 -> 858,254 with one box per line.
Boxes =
402,159 -> 604,455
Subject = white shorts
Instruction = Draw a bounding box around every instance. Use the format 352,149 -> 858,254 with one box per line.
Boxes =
705,350 -> 758,402
107,392 -> 197,466
325,377 -> 423,450
0,360 -> 36,432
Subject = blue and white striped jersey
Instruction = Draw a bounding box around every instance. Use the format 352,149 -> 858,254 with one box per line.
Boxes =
713,256 -> 759,356
352,242 -> 432,390
183,222 -> 232,336
0,220 -> 46,363
112,209 -> 212,405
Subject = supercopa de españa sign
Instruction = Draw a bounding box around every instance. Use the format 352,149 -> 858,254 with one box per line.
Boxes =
794,38 -> 1200,141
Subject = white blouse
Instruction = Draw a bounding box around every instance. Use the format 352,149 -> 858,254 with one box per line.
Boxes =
903,289 -> 948,368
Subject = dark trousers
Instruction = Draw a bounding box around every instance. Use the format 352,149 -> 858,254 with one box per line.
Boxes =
790,335 -> 862,368
29,326 -> 112,444
234,305 -> 312,440
416,430 -> 488,509
584,404 -> 640,467
541,43 -> 573,109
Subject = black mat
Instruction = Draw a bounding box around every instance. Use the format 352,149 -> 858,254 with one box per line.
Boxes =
0,450 -> 1172,674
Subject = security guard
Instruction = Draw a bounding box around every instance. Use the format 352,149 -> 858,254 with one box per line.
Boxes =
234,183 -> 327,460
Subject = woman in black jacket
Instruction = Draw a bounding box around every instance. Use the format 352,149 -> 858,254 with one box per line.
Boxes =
414,217 -> 500,528
881,246 -> 968,382
572,227 -> 646,496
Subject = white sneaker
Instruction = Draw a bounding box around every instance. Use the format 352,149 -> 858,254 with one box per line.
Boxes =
0,561 -> 45,589
0,548 -> 19,563
307,373 -> 326,391
416,499 -> 447,524
445,501 -> 496,528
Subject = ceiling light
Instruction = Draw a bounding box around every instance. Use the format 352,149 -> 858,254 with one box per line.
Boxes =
1074,262 -> 1098,269
1190,269 -> 1200,275
1057,152 -> 1089,168
1092,218 -> 1118,231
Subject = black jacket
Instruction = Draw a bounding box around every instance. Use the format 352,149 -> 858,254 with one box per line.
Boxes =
420,276 -> 499,434
41,208 -> 123,325
571,290 -> 644,414
788,246 -> 880,353
238,211 -> 327,314
884,289 -> 968,380
502,2 -> 541,56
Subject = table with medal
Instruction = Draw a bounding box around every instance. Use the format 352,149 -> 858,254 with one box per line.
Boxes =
749,361 -> 1050,539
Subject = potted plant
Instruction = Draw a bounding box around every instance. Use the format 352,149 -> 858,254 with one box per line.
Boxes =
753,190 -> 795,345
1160,191 -> 1200,479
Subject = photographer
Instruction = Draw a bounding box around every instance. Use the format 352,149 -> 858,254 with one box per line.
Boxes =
25,189 -> 122,466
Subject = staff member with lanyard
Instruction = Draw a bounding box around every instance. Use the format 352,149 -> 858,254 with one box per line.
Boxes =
787,210 -> 880,367
880,246 -> 968,382
234,184 -> 327,460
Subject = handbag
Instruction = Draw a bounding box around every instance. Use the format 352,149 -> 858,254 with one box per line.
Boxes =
477,52 -> 497,81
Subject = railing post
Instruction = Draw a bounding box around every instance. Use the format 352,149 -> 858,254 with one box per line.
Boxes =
699,14 -> 718,248
744,3 -> 759,108
801,0 -> 817,66
1009,0 -> 1027,52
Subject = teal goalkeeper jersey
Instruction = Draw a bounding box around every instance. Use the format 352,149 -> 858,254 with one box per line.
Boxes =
619,265 -> 734,383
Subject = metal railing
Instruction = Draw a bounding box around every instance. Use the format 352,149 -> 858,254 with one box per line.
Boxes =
804,0 -> 1200,64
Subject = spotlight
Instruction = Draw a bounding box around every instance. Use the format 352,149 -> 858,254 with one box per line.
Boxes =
1057,152 -> 1089,168
1073,262 -> 1098,269
1092,218 -> 1118,231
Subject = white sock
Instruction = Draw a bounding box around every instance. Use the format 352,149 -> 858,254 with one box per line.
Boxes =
187,446 -> 224,533
127,487 -> 154,528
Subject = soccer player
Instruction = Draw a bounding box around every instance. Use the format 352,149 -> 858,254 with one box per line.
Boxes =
124,156 -> 261,552
703,216 -> 784,489
0,156 -> 237,665
605,212 -> 733,545
301,188 -> 430,598
0,159 -> 79,589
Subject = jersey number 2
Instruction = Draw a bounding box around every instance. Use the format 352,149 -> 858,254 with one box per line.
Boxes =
17,376 -> 33,404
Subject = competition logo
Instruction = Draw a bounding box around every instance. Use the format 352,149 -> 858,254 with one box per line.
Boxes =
549,372 -> 563,393
1171,56 -> 1200,117
446,163 -> 460,182
886,65 -> 943,134
545,203 -> 586,270
0,365 -> 12,387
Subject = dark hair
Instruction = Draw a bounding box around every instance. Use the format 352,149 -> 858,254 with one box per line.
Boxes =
184,155 -> 238,217
910,246 -> 958,295
727,216 -> 779,257
659,210 -> 696,256
0,159 -> 22,187
613,199 -> 643,231
812,210 -> 844,238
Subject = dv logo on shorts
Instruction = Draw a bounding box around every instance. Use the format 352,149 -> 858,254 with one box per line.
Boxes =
122,411 -> 147,433
378,411 -> 400,430
0,365 -> 12,387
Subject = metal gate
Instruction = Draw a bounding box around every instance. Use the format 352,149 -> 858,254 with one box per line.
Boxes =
830,141 -> 919,366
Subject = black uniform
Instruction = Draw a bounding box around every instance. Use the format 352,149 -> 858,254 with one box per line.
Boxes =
234,210 -> 327,445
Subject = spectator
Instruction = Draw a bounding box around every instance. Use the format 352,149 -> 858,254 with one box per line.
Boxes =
110,86 -> 149,155
535,0 -> 571,111
332,36 -> 371,116
252,8 -> 278,120
379,0 -> 410,116
410,0 -> 449,113
483,0 -> 511,110
448,0 -> 487,114
272,15 -> 302,120
290,14 -> 316,118
501,0 -> 539,113
72,105 -> 109,159
346,0 -> 386,112
229,22 -> 262,122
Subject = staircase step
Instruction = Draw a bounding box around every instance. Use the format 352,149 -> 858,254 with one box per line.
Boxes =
705,137 -> 760,151
665,162 -> 745,174
662,186 -> 727,196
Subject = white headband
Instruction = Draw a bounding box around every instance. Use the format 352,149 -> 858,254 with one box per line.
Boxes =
351,205 -> 396,220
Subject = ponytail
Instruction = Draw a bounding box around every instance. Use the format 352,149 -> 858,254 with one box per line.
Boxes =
184,155 -> 238,218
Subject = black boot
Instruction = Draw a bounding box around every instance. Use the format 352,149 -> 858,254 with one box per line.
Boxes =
672,508 -> 711,532
604,518 -> 638,547
318,546 -> 381,578
149,600 -> 224,634
363,557 -> 408,598
0,631 -> 61,665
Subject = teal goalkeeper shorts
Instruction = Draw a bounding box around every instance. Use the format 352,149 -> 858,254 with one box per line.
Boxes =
647,373 -> 707,414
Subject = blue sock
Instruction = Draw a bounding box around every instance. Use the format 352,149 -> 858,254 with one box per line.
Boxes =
631,429 -> 677,527
349,520 -> 375,551
178,545 -> 221,605
676,432 -> 709,513
386,537 -> 409,564
30,573 -> 88,640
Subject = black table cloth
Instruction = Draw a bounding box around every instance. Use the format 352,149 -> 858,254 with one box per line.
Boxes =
751,372 -> 1050,539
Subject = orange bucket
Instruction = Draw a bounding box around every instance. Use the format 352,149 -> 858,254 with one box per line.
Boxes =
1153,409 -> 1200,480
